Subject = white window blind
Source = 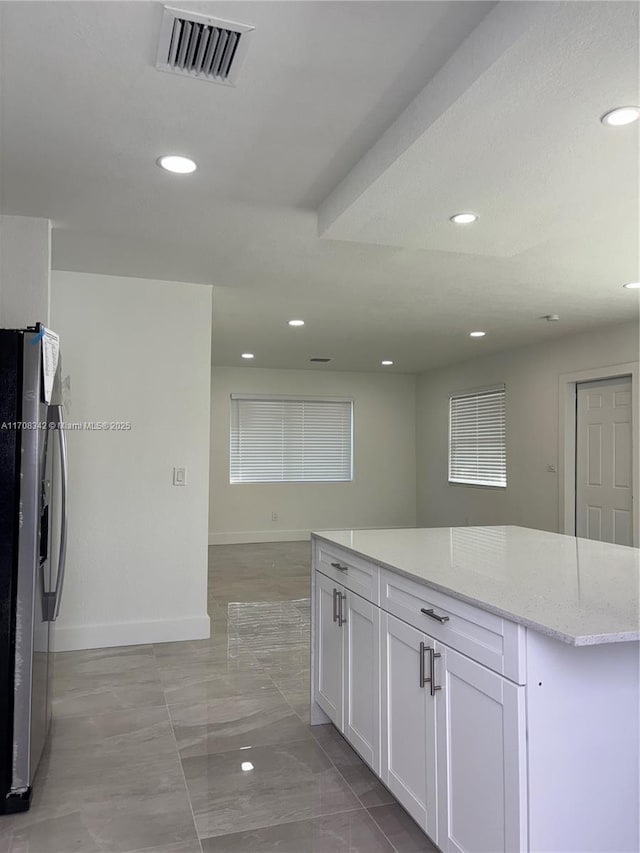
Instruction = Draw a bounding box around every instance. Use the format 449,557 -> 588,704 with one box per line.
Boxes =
449,386 -> 506,488
230,396 -> 353,483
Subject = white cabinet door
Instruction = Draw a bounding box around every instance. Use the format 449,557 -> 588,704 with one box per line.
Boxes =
314,571 -> 343,728
381,612 -> 437,839
343,590 -> 380,773
435,643 -> 526,853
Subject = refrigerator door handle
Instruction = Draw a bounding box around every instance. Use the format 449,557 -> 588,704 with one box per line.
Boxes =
49,404 -> 68,621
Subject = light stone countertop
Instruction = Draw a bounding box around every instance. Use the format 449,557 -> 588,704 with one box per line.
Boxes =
311,526 -> 640,646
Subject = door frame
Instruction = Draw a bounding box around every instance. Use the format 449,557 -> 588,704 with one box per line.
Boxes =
558,361 -> 639,546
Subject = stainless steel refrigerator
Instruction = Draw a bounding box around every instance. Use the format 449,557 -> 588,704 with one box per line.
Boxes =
0,324 -> 68,814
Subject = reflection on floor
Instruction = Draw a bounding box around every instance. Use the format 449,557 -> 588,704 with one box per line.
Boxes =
1,541 -> 437,852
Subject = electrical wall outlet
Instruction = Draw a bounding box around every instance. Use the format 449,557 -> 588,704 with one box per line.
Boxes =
271,511 -> 278,522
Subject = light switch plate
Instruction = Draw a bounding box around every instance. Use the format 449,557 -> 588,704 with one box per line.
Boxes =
173,466 -> 187,486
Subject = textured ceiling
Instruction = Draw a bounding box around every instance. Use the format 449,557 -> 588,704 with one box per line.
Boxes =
0,0 -> 638,373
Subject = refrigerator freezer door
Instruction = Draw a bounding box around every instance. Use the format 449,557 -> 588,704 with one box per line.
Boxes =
0,331 -> 24,808
11,331 -> 52,796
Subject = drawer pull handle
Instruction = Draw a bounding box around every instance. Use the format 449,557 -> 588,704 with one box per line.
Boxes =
421,607 -> 449,624
331,562 -> 349,572
332,588 -> 339,623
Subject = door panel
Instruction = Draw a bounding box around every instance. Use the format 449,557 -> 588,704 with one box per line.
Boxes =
436,644 -> 526,853
381,613 -> 436,838
314,572 -> 343,727
587,506 -> 602,539
576,378 -> 633,545
587,424 -> 602,484
343,592 -> 379,772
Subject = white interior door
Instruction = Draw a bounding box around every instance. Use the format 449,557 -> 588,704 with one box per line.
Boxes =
576,377 -> 633,545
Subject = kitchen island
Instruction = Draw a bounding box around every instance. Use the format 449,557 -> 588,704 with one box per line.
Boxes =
310,526 -> 639,853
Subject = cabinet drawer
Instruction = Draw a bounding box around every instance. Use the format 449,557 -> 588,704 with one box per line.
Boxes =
380,569 -> 524,683
316,541 -> 379,605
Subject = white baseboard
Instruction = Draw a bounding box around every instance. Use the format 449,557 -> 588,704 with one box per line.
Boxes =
52,614 -> 211,652
209,529 -> 311,545
208,524 -> 415,546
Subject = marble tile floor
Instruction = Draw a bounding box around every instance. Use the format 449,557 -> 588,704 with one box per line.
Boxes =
1,542 -> 437,853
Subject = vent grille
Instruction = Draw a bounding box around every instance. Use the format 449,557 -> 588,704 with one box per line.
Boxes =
156,7 -> 254,86
309,358 -> 332,363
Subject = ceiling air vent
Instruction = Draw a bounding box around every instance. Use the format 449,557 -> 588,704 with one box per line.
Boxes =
156,6 -> 254,86
309,358 -> 332,363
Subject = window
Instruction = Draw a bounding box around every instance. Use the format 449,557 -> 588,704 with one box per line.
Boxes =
449,385 -> 506,488
230,395 -> 353,483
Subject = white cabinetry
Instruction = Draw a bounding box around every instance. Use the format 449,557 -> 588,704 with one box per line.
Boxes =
315,570 -> 343,728
435,642 -> 526,853
381,613 -> 437,838
381,612 -> 526,851
311,531 -> 639,853
343,589 -> 380,771
313,549 -> 380,772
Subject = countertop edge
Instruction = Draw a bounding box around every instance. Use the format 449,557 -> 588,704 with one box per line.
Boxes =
311,532 -> 640,647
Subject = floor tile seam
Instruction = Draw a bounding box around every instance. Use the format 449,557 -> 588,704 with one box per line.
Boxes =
53,674 -> 165,692
55,648 -> 158,660
195,804 -> 370,843
366,804 -> 404,853
262,672 -> 312,722
54,661 -> 164,679
158,671 -> 278,688
54,663 -> 160,677
201,809 -> 370,850
162,679 -> 288,709
309,731 -> 375,810
175,732 -> 315,763
159,645 -> 275,718
164,698 -> 290,717
50,704 -> 170,725
152,645 -> 260,667
162,688 -> 287,707
158,687 -> 205,853
52,700 -> 168,720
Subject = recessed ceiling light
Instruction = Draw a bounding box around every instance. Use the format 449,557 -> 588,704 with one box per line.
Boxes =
450,212 -> 478,225
600,107 -> 640,127
623,281 -> 640,289
288,319 -> 305,326
157,155 -> 197,174
381,360 -> 393,366
241,353 -> 254,359
241,762 -> 254,772
469,331 -> 486,337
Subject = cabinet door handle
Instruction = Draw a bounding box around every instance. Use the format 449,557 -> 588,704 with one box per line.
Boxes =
421,607 -> 450,624
428,648 -> 442,697
419,641 -> 432,689
331,562 -> 349,572
338,592 -> 347,627
332,588 -> 339,623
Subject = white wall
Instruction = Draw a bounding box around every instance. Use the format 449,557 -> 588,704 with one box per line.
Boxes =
416,321 -> 639,533
0,215 -> 51,327
210,367 -> 417,543
51,271 -> 212,650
